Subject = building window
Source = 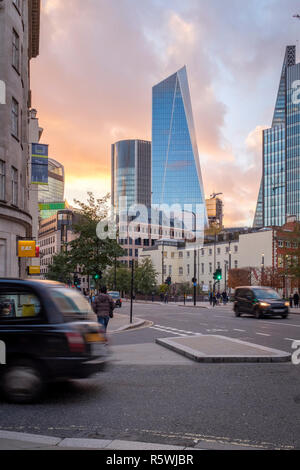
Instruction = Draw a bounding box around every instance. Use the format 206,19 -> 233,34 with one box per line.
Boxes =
11,98 -> 19,138
135,249 -> 138,257
187,264 -> 190,275
286,241 -> 291,248
217,248 -> 221,255
171,252 -> 175,258
201,263 -> 204,274
234,245 -> 238,253
0,160 -> 5,200
209,249 -> 212,255
11,166 -> 18,206
179,252 -> 183,258
168,265 -> 172,275
187,251 -> 190,258
209,263 -> 212,274
278,240 -> 283,248
234,260 -> 238,269
201,248 -> 204,256
179,267 -> 183,276
278,255 -> 283,268
12,30 -> 20,72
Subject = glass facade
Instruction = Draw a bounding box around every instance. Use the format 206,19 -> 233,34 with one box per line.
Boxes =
152,66 -> 207,225
38,158 -> 65,219
254,45 -> 300,227
111,139 -> 151,212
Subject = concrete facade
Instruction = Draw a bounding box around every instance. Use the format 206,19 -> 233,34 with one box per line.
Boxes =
0,0 -> 40,277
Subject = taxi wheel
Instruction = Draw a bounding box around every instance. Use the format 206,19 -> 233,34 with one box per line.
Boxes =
255,308 -> 262,319
234,306 -> 240,317
1,360 -> 44,404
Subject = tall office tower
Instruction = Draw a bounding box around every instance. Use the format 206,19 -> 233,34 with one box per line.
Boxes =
254,45 -> 300,228
0,0 -> 41,277
38,158 -> 65,219
152,66 -> 207,229
111,139 -> 151,212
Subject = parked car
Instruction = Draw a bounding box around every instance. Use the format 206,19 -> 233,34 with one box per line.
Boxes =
234,286 -> 289,319
0,279 -> 109,403
107,291 -> 122,308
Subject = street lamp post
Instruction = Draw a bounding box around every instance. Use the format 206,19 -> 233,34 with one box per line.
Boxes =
261,253 -> 265,286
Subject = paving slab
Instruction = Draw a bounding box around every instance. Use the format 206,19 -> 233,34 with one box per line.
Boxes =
156,335 -> 291,363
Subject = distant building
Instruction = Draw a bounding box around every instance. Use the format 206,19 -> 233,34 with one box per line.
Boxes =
206,197 -> 223,228
38,158 -> 65,219
111,139 -> 151,212
151,66 -> 207,227
254,45 -> 300,228
0,0 -> 41,277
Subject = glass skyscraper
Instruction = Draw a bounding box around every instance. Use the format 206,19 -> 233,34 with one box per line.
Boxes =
152,66 -> 207,228
111,139 -> 151,212
254,45 -> 300,228
38,158 -> 65,219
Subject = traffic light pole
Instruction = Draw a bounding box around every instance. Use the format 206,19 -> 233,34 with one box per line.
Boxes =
130,260 -> 134,324
193,248 -> 196,306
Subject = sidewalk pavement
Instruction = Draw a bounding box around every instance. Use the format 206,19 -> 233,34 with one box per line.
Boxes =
106,312 -> 148,333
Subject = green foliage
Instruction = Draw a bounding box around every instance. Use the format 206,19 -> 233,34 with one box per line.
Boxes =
103,265 -> 131,293
134,258 -> 157,294
45,251 -> 74,284
68,192 -> 124,288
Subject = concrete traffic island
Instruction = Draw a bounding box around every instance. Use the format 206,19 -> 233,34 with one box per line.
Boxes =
156,335 -> 291,363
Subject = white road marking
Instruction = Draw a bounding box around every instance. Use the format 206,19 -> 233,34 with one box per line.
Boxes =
150,327 -> 187,337
233,329 -> 246,332
284,338 -> 300,342
261,321 -> 300,328
256,333 -> 271,337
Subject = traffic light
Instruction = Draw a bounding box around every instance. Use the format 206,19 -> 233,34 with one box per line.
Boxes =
93,270 -> 102,281
73,274 -> 81,286
213,269 -> 222,281
165,276 -> 171,286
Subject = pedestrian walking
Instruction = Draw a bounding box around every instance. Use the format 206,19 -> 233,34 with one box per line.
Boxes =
92,285 -> 115,332
294,292 -> 299,308
289,294 -> 293,308
209,292 -> 213,306
164,293 -> 169,304
212,293 -> 217,307
222,291 -> 227,305
216,292 -> 221,305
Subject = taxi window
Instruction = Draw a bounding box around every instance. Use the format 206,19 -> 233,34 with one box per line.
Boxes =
51,287 -> 96,321
0,290 -> 41,319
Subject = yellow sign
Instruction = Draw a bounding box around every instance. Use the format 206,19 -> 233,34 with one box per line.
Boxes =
18,241 -> 36,258
28,266 -> 40,275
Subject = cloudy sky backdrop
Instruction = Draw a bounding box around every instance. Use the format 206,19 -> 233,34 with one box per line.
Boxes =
31,0 -> 300,226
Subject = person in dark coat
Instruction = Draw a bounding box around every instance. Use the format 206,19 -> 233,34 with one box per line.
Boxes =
209,292 -> 213,306
293,292 -> 299,308
92,286 -> 115,331
289,294 -> 293,308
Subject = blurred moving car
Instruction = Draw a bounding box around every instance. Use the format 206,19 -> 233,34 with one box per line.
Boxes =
234,286 -> 289,319
0,279 -> 109,403
107,291 -> 122,308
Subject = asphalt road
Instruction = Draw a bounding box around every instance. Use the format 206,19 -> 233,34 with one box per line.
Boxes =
1,302 -> 300,450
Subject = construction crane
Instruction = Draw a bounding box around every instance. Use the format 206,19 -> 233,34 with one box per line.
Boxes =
210,192 -> 223,199
293,14 -> 300,19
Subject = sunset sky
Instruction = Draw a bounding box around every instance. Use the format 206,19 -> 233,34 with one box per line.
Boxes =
30,0 -> 300,227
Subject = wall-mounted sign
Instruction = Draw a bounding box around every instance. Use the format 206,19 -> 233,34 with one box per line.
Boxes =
18,241 -> 36,258
31,143 -> 48,185
28,266 -> 41,275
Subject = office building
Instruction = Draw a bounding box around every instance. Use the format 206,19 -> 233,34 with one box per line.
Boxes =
254,45 -> 300,228
38,158 -> 65,219
111,139 -> 151,212
206,196 -> 223,228
152,66 -> 207,228
0,0 -> 41,277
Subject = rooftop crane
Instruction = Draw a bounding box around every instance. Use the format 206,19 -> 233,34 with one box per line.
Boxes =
293,14 -> 300,19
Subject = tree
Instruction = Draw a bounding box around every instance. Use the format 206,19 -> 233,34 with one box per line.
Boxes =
103,265 -> 131,294
68,192 -> 124,288
45,251 -> 74,284
134,258 -> 158,294
228,268 -> 251,289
